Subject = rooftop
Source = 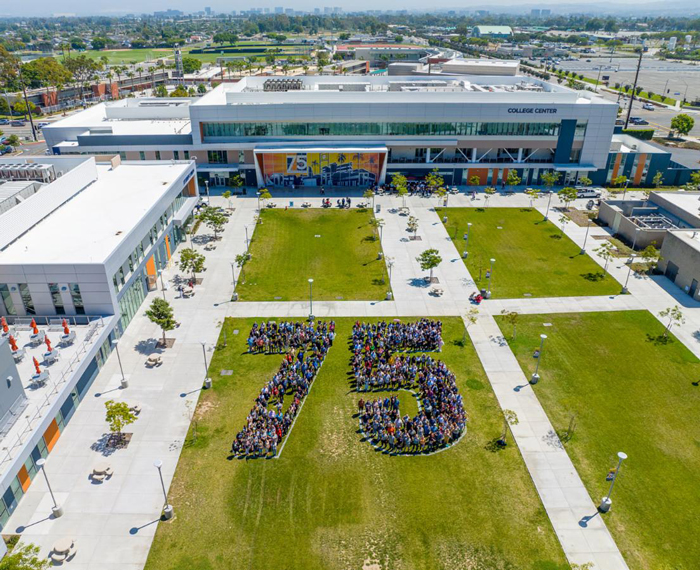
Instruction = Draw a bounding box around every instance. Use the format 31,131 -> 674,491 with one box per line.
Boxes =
0,160 -> 191,265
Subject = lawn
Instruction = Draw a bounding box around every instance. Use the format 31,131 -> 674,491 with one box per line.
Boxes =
144,317 -> 568,570
496,311 -> 700,570
236,209 -> 390,302
437,207 -> 621,298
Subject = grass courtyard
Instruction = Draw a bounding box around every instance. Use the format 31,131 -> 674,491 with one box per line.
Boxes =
236,209 -> 390,302
144,317 -> 568,570
436,207 -> 621,298
497,310 -> 700,570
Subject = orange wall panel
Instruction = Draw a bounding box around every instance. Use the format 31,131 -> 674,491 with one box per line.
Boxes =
165,236 -> 172,260
146,255 -> 156,278
611,153 -> 623,181
18,465 -> 31,492
44,419 -> 60,452
633,153 -> 647,185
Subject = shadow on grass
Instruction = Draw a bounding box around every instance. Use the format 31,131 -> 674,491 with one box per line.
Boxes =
362,234 -> 378,243
484,437 -> 507,453
646,333 -> 673,345
371,278 -> 387,286
580,272 -> 606,282
549,234 -> 563,240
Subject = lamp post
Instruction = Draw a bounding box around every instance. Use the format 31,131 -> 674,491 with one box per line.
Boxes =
201,342 -> 211,389
256,190 -> 261,212
622,264 -> 633,294
159,272 -> 166,300
530,334 -> 548,384
486,258 -> 495,298
544,191 -> 553,221
244,225 -> 249,252
599,451 -> 627,513
154,460 -> 174,519
308,278 -> 314,321
630,227 -> 640,263
622,179 -> 630,200
581,221 -> 592,255
112,339 -> 128,389
36,458 -> 63,518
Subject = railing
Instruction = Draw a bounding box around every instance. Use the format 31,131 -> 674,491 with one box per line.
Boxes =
0,318 -> 106,476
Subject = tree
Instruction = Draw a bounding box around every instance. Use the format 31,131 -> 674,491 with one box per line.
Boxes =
469,175 -> 481,187
670,113 -> 694,137
363,188 -> 375,209
105,400 -> 137,444
484,186 -> 496,208
4,134 -> 20,147
659,305 -> 685,337
369,217 -> 384,242
558,213 -> 569,236
499,409 -> 519,446
181,57 -> 202,75
640,243 -> 659,272
540,171 -> 561,190
178,248 -> 205,285
258,188 -> 272,207
501,310 -> 519,340
594,242 -> 614,276
461,307 -> 479,343
612,175 -> 628,189
578,175 -> 592,187
170,85 -> 188,97
393,173 -> 408,207
63,54 -> 102,100
145,298 -> 177,347
235,252 -> 250,283
197,83 -> 207,94
407,215 -> 419,240
417,248 -> 442,282
154,84 -> 168,97
652,171 -> 663,189
199,206 -> 227,239
505,170 -> 521,187
426,167 -> 444,192
0,543 -> 50,570
222,190 -> 232,209
525,187 -> 540,208
558,186 -> 577,211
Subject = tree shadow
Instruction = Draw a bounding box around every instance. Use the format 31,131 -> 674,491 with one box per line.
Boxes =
408,278 -> 431,289
371,278 -> 386,286
549,234 -> 563,240
646,333 -> 673,345
484,437 -> 506,453
580,272 -> 605,282
134,338 -> 161,355
361,234 -> 377,243
90,433 -> 120,457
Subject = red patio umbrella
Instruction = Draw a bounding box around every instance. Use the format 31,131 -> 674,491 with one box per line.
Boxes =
0,316 -> 7,328
1,322 -> 7,334
9,335 -> 18,351
33,357 -> 41,375
30,318 -> 36,329
45,337 -> 53,352
61,318 -> 67,328
63,325 -> 70,335
32,325 -> 39,335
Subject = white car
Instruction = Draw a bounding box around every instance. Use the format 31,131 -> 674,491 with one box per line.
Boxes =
575,187 -> 602,198
642,103 -> 655,111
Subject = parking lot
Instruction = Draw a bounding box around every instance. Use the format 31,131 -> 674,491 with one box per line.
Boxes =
557,56 -> 700,104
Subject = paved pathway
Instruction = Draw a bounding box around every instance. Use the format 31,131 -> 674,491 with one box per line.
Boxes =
8,189 -> 686,570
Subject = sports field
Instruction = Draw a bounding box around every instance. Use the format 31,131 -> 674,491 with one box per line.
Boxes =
144,317 -> 568,570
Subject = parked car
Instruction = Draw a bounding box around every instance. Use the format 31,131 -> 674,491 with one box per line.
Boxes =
642,103 -> 655,111
615,118 -> 625,125
0,146 -> 13,155
10,120 -> 25,126
36,121 -> 50,129
575,187 -> 602,198
585,59 -> 592,62
630,117 -> 649,125
0,119 -> 9,125
0,137 -> 8,145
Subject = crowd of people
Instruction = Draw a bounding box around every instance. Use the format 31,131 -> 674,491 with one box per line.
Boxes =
351,320 -> 466,454
231,321 -> 333,458
246,320 -> 335,354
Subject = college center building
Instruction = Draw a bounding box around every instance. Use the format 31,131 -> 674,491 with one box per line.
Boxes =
44,74 -> 618,190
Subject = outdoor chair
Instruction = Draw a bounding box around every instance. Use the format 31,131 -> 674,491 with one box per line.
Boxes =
60,330 -> 76,346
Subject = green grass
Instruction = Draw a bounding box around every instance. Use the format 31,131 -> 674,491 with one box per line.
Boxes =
236,209 -> 390,302
144,317 -> 568,570
437,207 -> 621,298
497,311 -> 700,570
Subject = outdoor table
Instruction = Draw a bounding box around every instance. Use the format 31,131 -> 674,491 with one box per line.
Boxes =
53,538 -> 73,555
93,462 -> 110,476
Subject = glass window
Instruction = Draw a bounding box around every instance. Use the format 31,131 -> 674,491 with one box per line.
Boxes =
48,283 -> 65,315
173,150 -> 179,160
139,151 -> 146,161
207,150 -> 227,164
69,284 -> 85,315
18,284 -> 35,315
184,150 -> 190,160
155,151 -> 161,160
0,284 -> 16,315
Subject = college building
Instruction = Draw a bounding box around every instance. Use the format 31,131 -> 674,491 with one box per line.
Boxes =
0,156 -> 198,531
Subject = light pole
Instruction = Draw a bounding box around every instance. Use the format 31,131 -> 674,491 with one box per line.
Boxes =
581,220 -> 592,255
308,278 -> 314,321
256,190 -> 261,211
387,257 -> 395,282
154,460 -> 174,519
544,191 -> 553,221
201,342 -> 211,389
630,227 -> 640,263
244,225 -> 249,252
622,264 -> 634,294
36,458 -> 63,518
599,452 -> 627,513
530,334 -> 548,384
159,272 -> 166,300
486,258 -> 495,298
622,179 -> 630,200
112,339 -> 128,389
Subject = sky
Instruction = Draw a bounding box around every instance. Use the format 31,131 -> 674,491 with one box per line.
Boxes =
0,0 -> 668,18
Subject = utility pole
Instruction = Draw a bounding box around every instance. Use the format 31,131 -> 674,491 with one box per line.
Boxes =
16,63 -> 37,142
624,49 -> 644,131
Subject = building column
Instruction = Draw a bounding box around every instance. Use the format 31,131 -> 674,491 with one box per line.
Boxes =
471,148 -> 477,163
517,148 -> 523,163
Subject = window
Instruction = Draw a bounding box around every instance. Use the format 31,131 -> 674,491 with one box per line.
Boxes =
238,150 -> 245,163
18,284 -> 35,315
0,284 -> 16,315
155,151 -> 161,160
183,150 -> 190,160
69,284 -> 85,315
119,151 -> 127,160
48,283 -> 65,315
139,151 -> 146,161
173,150 -> 180,160
207,150 -> 227,164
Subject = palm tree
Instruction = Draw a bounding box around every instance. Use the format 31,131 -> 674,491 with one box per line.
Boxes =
126,70 -> 134,92
337,153 -> 347,164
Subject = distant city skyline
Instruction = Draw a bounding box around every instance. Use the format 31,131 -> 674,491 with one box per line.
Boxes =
1,0 -> 692,18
